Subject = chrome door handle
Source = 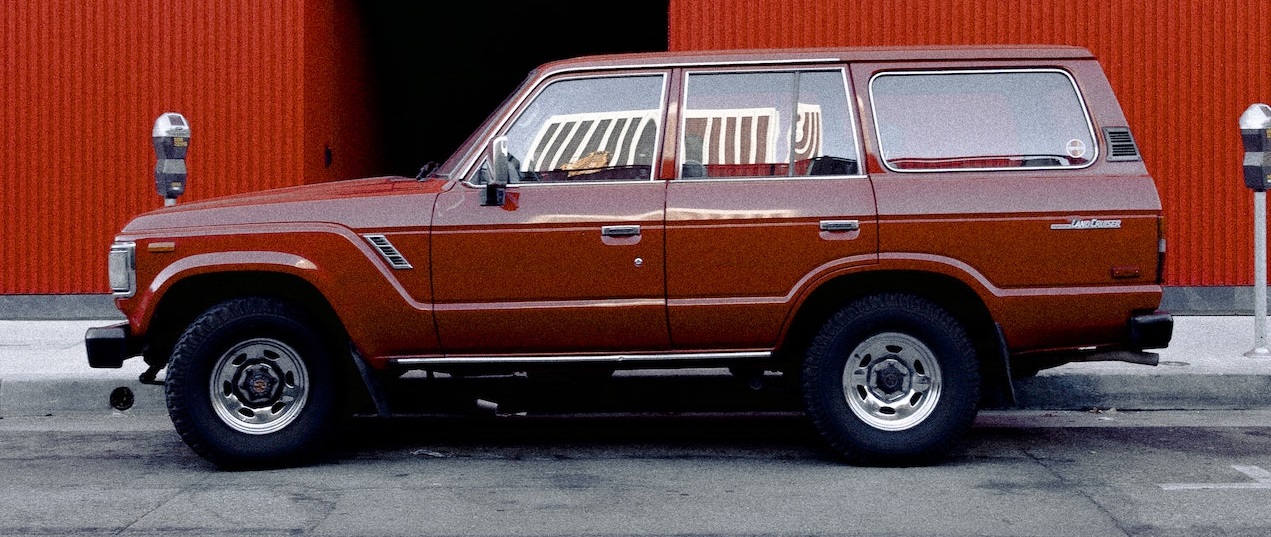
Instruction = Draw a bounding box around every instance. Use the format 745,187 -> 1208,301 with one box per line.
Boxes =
601,225 -> 641,237
819,220 -> 860,232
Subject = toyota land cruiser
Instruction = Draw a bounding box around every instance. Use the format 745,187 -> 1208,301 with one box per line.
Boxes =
86,46 -> 1172,468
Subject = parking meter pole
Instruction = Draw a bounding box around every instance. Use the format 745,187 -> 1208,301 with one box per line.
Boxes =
1249,190 -> 1271,357
1241,103 -> 1271,358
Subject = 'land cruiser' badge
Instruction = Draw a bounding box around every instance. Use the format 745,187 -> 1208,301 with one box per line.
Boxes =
1051,218 -> 1122,230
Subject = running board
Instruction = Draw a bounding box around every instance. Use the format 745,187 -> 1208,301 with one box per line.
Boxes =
389,351 -> 772,367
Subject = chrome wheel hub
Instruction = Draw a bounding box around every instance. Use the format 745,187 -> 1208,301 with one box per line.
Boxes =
210,338 -> 309,435
869,359 -> 912,402
842,332 -> 942,431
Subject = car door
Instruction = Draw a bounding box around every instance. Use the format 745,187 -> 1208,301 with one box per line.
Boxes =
665,67 -> 879,350
431,72 -> 671,355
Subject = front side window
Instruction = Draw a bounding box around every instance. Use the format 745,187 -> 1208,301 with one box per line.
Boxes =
870,70 -> 1096,171
679,69 -> 860,179
476,74 -> 666,184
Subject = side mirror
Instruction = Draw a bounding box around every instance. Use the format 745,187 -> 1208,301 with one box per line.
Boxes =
482,136 -> 509,206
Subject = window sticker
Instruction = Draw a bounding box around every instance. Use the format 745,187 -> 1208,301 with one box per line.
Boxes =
1066,139 -> 1087,159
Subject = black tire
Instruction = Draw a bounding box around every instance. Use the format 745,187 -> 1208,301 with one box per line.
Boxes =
165,297 -> 339,469
801,293 -> 980,466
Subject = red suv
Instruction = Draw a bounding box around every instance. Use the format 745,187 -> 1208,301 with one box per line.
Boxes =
87,46 -> 1172,468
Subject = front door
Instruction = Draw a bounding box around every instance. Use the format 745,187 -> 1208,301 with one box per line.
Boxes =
431,72 -> 671,355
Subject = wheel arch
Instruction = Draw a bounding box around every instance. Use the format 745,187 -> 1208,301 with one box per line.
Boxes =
778,270 -> 1006,399
144,271 -> 348,369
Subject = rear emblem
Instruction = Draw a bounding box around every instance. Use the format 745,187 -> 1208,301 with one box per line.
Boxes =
1051,218 -> 1121,230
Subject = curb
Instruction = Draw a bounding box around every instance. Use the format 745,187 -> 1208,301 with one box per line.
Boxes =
1,378 -> 167,416
1015,373 -> 1271,411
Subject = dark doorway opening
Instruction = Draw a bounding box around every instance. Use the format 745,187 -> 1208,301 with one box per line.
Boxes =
359,2 -> 669,177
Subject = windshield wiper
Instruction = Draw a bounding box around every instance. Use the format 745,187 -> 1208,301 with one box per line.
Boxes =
414,161 -> 440,181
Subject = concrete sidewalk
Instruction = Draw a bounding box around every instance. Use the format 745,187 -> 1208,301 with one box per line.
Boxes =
1014,315 -> 1271,410
1,316 -> 1270,416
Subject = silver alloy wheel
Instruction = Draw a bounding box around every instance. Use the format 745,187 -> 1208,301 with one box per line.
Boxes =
842,332 -> 942,431
209,337 -> 310,435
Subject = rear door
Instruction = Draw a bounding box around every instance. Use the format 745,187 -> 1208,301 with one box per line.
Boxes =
664,66 -> 878,350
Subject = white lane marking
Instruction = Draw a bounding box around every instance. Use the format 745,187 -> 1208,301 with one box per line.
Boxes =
1160,465 -> 1271,490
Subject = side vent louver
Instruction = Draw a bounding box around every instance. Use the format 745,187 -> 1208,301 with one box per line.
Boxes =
363,234 -> 413,269
1103,127 -> 1141,162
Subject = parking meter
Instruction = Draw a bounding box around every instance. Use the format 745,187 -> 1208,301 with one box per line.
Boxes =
1240,104 -> 1271,191
153,112 -> 190,205
1241,103 -> 1271,357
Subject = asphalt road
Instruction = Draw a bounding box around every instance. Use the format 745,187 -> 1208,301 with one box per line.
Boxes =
2,410 -> 1271,536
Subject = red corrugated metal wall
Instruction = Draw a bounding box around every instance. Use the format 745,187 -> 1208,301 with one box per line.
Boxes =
4,2 -> 1265,294
1,0 -> 378,294
670,0 -> 1271,286
2,0 -> 305,294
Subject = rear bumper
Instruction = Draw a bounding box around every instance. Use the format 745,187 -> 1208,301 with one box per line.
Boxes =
1129,310 -> 1173,350
85,322 -> 140,368
1010,310 -> 1174,373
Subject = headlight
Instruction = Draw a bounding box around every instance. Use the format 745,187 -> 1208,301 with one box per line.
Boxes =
108,242 -> 136,297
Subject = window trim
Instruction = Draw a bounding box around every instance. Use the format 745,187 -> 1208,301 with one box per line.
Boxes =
459,71 -> 670,187
867,68 -> 1099,174
675,66 -> 866,182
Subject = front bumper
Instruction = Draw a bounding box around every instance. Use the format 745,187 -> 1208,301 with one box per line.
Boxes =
85,322 -> 140,368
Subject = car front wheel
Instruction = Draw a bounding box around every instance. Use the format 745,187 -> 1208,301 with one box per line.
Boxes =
165,297 -> 338,469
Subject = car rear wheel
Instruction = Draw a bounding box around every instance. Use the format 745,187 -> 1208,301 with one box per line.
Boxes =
165,297 -> 338,469
801,293 -> 980,466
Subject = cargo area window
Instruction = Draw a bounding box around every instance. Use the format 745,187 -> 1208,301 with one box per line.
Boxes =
679,69 -> 860,179
479,74 -> 666,184
870,69 -> 1096,172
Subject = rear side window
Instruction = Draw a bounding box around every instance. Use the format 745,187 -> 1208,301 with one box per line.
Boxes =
679,69 -> 861,179
870,69 -> 1096,172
